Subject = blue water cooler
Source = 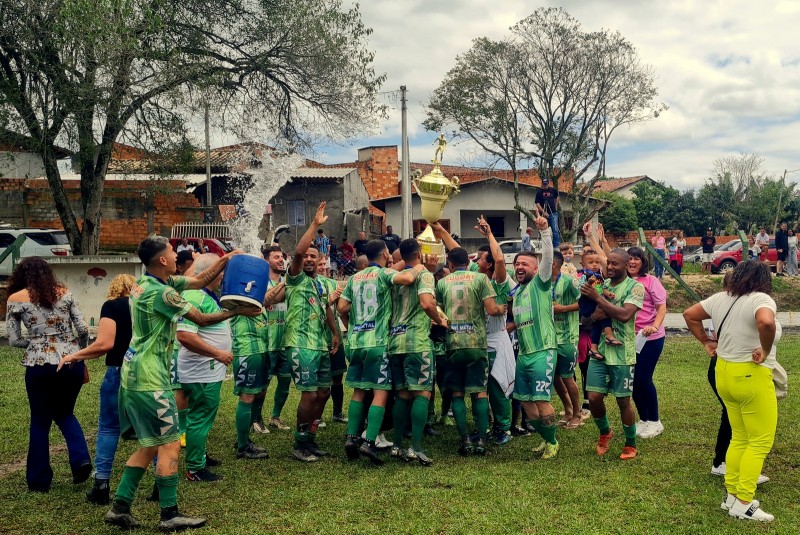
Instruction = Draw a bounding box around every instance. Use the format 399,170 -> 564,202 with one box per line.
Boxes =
220,254 -> 270,309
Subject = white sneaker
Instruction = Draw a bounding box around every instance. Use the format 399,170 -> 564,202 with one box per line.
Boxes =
635,421 -> 651,437
252,421 -> 270,434
710,463 -> 770,484
720,493 -> 736,511
375,433 -> 393,449
640,420 -> 664,438
317,420 -> 327,429
729,499 -> 774,522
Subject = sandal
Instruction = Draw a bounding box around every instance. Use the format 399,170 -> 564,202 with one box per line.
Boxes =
557,418 -> 569,427
564,419 -> 583,430
605,337 -> 623,346
587,348 -> 606,361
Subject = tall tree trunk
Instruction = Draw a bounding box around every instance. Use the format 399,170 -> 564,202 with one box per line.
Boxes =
41,145 -> 84,252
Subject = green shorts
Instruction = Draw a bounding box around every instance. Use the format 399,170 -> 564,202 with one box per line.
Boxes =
513,349 -> 556,402
330,346 -> 347,377
119,387 -> 180,447
233,354 -> 269,396
288,347 -> 332,392
444,349 -> 488,394
390,351 -> 435,392
268,350 -> 291,378
345,346 -> 391,391
586,359 -> 634,398
170,353 -> 182,391
555,342 -> 577,379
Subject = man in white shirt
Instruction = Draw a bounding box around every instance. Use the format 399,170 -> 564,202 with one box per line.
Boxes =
177,238 -> 194,253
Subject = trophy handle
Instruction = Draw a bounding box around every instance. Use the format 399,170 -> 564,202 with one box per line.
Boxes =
447,176 -> 460,200
412,170 -> 422,194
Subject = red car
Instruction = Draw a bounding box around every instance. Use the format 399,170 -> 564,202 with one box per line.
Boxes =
168,238 -> 233,257
711,239 -> 800,273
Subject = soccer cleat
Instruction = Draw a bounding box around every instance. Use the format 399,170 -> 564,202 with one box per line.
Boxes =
402,447 -> 419,463
308,442 -> 330,458
619,446 -> 637,460
596,430 -> 614,457
236,443 -> 269,460
345,435 -> 361,460
729,499 -> 774,522
412,449 -> 433,466
542,441 -> 560,460
204,455 -> 222,468
711,462 -> 770,484
268,417 -> 291,431
494,430 -> 512,446
104,503 -> 141,529
532,440 -> 547,455
721,493 -> 737,511
291,448 -> 319,463
640,420 -> 664,439
473,438 -> 488,455
317,420 -> 327,429
158,509 -> 207,532
375,433 -> 393,450
332,413 -> 349,423
186,468 -> 223,482
252,420 -> 270,434
85,479 -> 110,505
424,424 -> 441,436
458,438 -> 474,456
180,433 -> 186,448
390,446 -> 403,460
511,426 -> 531,437
359,441 -> 385,466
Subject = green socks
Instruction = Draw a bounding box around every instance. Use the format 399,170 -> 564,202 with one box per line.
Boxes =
594,415 -> 611,436
272,376 -> 291,418
392,397 -> 410,447
250,397 -> 264,425
366,405 -> 385,442
623,424 -> 636,448
346,400 -> 364,437
451,396 -> 468,439
474,397 -> 490,440
113,466 -> 145,506
411,396 -> 430,451
539,421 -> 558,445
530,418 -> 543,436
156,474 -> 178,509
236,400 -> 252,450
178,409 -> 188,434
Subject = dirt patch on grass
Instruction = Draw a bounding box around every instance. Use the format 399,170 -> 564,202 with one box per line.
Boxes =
663,275 -> 800,312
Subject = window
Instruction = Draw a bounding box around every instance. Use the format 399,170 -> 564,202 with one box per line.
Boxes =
23,231 -> 69,246
0,233 -> 15,248
485,216 -> 504,237
286,200 -> 306,227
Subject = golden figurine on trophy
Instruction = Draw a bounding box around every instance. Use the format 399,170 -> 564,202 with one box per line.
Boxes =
413,134 -> 460,257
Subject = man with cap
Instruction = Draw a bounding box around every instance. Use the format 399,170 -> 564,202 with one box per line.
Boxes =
535,178 -> 560,247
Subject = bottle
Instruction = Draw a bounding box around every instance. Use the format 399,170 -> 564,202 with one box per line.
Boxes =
706,320 -> 715,341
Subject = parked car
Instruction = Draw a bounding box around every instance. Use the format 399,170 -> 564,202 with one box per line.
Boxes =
168,237 -> 233,257
0,227 -> 71,277
711,239 -> 799,273
468,239 -> 543,266
685,241 -> 738,264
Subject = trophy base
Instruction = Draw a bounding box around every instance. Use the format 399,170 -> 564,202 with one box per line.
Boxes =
416,225 -> 445,258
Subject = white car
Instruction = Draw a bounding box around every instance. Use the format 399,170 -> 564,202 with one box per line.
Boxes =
0,228 -> 71,277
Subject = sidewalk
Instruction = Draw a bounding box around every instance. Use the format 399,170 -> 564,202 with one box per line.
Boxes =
2,313 -> 799,341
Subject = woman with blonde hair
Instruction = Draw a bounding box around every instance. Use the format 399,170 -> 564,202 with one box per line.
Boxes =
7,257 -> 91,492
59,273 -> 136,504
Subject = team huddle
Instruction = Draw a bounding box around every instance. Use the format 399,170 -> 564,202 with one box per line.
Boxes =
102,201 -> 646,531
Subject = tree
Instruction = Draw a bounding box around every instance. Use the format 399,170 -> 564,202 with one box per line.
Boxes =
425,7 -> 666,233
595,192 -> 638,235
630,180 -> 675,229
0,0 -> 385,254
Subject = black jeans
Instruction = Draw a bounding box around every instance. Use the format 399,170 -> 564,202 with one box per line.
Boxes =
707,357 -> 731,467
25,363 -> 91,491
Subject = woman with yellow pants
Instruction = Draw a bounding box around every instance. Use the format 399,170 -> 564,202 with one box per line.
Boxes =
684,261 -> 781,522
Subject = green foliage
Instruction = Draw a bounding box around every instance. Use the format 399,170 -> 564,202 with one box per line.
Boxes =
595,191 -> 638,234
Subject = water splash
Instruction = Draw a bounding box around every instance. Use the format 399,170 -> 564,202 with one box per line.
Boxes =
226,148 -> 304,254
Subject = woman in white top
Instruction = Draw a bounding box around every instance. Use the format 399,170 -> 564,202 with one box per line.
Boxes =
786,228 -> 798,276
683,261 -> 781,522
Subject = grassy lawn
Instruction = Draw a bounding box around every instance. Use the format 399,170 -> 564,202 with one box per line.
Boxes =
0,337 -> 798,534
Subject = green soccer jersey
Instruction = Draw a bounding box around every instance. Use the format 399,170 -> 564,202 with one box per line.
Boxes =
600,276 -> 644,366
318,275 -> 343,343
283,271 -> 328,351
553,274 -> 580,346
388,268 -> 436,354
122,274 -> 191,391
229,310 -> 268,357
512,275 -> 557,354
436,269 -> 496,350
264,277 -> 286,352
487,277 -> 512,334
340,265 -> 399,349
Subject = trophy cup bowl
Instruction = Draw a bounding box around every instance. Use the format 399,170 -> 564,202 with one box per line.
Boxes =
412,155 -> 460,258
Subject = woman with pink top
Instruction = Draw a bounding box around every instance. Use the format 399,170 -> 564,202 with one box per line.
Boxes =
626,247 -> 668,438
650,230 -> 666,279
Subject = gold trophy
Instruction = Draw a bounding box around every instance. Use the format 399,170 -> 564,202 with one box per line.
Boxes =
413,134 -> 460,257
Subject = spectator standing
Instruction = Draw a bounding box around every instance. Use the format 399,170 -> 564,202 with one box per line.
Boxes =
535,178 -> 560,247
701,228 -> 716,274
675,230 -> 687,253
650,230 -> 666,279
381,225 -> 402,253
787,228 -> 798,276
6,257 -> 91,492
314,229 -> 331,257
774,223 -> 789,276
521,227 -> 534,252
340,238 -> 355,262
354,231 -> 369,257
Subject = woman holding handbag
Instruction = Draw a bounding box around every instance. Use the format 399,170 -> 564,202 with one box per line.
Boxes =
684,261 -> 781,522
6,257 -> 91,492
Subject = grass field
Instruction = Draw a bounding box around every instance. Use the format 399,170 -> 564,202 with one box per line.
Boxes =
0,337 -> 797,534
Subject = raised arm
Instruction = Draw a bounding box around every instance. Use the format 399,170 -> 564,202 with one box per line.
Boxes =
429,221 -> 459,252
534,213 -> 553,284
582,221 -> 608,269
263,280 -> 286,306
290,202 -> 328,277
184,252 -> 235,290
476,215 -> 507,284
392,264 -> 426,286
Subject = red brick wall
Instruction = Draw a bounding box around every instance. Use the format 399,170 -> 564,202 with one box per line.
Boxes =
601,229 -> 742,248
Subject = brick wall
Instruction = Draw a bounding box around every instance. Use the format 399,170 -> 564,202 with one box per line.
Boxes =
601,229 -> 742,249
0,178 -> 203,250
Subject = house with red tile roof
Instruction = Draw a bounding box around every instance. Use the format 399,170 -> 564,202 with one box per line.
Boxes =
591,175 -> 659,199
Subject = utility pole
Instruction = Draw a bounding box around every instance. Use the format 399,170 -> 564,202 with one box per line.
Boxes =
400,85 -> 412,238
204,103 -> 212,215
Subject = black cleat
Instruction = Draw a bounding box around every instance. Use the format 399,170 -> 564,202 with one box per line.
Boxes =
291,448 -> 319,463
72,462 -> 93,484
511,425 -> 531,437
204,455 -> 222,468
474,438 -> 488,455
458,438 -> 474,456
423,424 -> 442,436
237,443 -> 269,460
186,468 -> 223,482
413,449 -> 434,466
344,435 -> 361,461
308,441 -> 329,458
359,441 -> 385,466
104,502 -> 141,529
86,479 -> 110,505
158,508 -> 206,532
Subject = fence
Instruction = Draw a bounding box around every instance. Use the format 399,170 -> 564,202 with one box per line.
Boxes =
170,223 -> 233,240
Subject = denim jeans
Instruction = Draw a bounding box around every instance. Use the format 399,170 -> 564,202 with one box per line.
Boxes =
25,363 -> 91,491
95,366 -> 121,480
654,249 -> 666,278
548,212 -> 561,248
